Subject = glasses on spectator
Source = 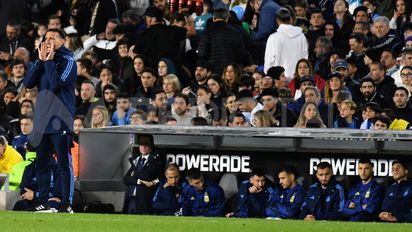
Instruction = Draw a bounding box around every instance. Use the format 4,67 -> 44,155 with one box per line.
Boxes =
400,72 -> 412,77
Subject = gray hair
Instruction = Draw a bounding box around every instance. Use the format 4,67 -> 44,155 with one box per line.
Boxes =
373,16 -> 390,26
15,47 -> 30,57
316,36 -> 333,51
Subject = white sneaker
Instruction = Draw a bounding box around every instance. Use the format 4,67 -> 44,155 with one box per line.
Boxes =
34,208 -> 58,213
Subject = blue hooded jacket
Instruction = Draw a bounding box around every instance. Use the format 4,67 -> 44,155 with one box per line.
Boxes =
23,46 -> 76,134
251,0 -> 280,48
266,183 -> 306,219
182,179 -> 225,217
343,179 -> 384,221
381,180 -> 412,222
233,180 -> 274,218
152,181 -> 186,216
300,181 -> 345,220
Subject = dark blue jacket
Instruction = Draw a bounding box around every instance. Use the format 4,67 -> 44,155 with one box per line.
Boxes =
19,159 -> 61,199
251,0 -> 280,48
182,179 -> 225,217
345,78 -> 361,102
23,46 -> 76,134
314,50 -> 332,80
12,134 -> 28,159
375,76 -> 397,109
333,116 -> 360,129
152,181 -> 186,216
287,96 -> 305,117
266,184 -> 306,219
232,180 -> 274,218
343,179 -> 384,221
381,180 -> 412,222
300,181 -> 345,220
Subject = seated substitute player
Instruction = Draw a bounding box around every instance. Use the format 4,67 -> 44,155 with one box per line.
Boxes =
343,158 -> 384,221
13,155 -> 61,211
182,168 -> 225,217
379,160 -> 412,223
226,168 -> 274,218
300,162 -> 345,221
266,165 -> 306,219
152,163 -> 186,216
12,114 -> 33,159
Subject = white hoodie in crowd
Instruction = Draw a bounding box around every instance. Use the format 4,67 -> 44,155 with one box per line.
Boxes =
264,24 -> 308,81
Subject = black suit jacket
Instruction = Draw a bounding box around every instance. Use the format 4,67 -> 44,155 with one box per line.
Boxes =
122,150 -> 165,214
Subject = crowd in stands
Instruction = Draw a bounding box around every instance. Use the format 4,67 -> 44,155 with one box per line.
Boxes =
0,0 -> 412,218
0,0 -> 411,134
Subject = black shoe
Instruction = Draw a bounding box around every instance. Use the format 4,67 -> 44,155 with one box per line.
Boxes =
30,202 -> 51,212
58,204 -> 74,213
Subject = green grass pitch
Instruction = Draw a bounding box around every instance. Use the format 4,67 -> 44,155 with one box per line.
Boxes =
1,211 -> 411,232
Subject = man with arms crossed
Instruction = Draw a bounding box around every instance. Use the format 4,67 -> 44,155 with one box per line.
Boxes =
343,158 -> 384,221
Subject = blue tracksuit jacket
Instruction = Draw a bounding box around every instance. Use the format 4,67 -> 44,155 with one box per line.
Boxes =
232,180 -> 274,218
152,181 -> 186,216
300,181 -> 345,220
12,134 -> 28,159
342,179 -> 384,221
182,179 -> 225,217
266,183 -> 306,219
23,46 -> 76,134
381,180 -> 412,222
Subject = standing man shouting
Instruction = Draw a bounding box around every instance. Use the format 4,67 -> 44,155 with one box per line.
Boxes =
23,28 -> 76,213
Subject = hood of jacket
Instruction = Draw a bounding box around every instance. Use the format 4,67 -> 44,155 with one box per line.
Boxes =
277,24 -> 303,38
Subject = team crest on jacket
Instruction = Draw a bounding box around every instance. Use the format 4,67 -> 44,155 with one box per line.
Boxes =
290,193 -> 295,203
204,192 -> 210,203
